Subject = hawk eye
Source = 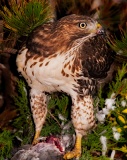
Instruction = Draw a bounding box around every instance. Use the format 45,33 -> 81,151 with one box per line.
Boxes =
79,22 -> 87,28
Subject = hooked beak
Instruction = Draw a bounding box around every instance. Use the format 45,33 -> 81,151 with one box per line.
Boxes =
96,23 -> 105,35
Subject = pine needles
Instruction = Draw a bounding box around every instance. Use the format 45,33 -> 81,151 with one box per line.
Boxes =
0,0 -> 52,37
109,29 -> 127,57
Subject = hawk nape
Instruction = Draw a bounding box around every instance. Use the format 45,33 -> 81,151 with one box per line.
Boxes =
16,14 -> 115,159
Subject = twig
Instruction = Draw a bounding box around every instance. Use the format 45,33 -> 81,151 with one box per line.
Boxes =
47,109 -> 61,128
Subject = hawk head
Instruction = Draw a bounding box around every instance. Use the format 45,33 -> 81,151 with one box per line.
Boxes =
55,14 -> 104,37
26,14 -> 105,55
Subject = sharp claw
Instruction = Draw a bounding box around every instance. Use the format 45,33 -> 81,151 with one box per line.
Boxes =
63,135 -> 82,159
32,138 -> 39,145
63,148 -> 81,159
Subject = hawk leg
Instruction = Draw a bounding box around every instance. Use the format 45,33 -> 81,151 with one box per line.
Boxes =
30,89 -> 47,145
32,130 -> 41,145
64,95 -> 95,159
63,135 -> 82,159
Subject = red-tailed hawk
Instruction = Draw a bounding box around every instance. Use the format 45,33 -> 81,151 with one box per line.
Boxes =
16,14 -> 115,159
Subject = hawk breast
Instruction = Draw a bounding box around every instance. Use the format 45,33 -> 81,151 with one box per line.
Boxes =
80,35 -> 115,79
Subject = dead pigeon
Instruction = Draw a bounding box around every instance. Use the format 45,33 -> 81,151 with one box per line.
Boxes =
11,135 -> 65,160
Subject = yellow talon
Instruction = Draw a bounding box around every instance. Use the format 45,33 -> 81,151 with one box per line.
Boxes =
63,135 -> 82,159
32,130 -> 41,145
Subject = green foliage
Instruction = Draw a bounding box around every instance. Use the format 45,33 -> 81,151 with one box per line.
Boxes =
0,0 -> 52,37
108,63 -> 127,97
41,120 -> 61,137
0,79 -> 33,159
0,130 -> 14,160
108,29 -> 127,56
0,79 -> 32,159
80,151 -> 110,160
80,123 -> 116,160
48,93 -> 70,118
95,88 -> 105,109
83,124 -> 113,150
13,79 -> 34,144
79,150 -> 93,160
13,80 -> 29,114
40,93 -> 70,136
